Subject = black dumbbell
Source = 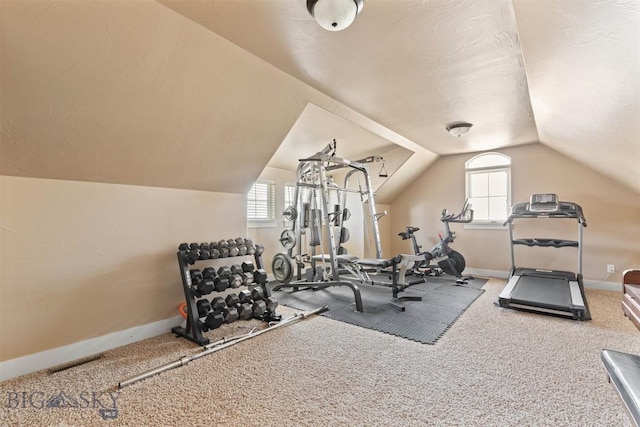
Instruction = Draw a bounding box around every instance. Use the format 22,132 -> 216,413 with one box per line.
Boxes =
194,279 -> 214,297
235,238 -> 247,256
241,261 -> 255,273
186,249 -> 200,264
214,277 -> 229,292
251,287 -> 265,301
223,307 -> 239,323
217,240 -> 229,257
241,272 -> 253,286
252,300 -> 267,318
208,242 -> 221,259
178,243 -> 189,251
199,242 -> 213,260
251,287 -> 277,313
265,296 -> 278,312
225,293 -> 240,307
211,296 -> 226,312
190,269 -> 203,283
229,274 -> 242,289
254,243 -> 264,256
202,267 -> 217,280
237,244 -> 247,256
230,264 -> 243,275
217,266 -> 232,278
238,289 -> 252,304
246,243 -> 256,255
253,269 -> 268,285
196,299 -> 212,318
238,303 -> 253,320
228,245 -> 240,257
202,312 -> 224,331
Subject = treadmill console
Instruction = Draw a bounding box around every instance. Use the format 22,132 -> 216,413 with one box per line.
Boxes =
505,195 -> 587,226
529,193 -> 559,212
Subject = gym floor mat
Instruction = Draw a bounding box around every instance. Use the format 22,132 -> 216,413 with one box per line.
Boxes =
271,276 -> 487,344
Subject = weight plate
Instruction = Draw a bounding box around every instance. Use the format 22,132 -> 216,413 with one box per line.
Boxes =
279,229 -> 297,250
272,252 -> 294,284
283,205 -> 298,221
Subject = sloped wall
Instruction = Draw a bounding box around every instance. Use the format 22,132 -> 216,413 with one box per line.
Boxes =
390,143 -> 640,283
0,176 -> 246,361
1,0 -> 427,197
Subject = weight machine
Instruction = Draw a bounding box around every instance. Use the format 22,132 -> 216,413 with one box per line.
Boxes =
271,140 -> 422,312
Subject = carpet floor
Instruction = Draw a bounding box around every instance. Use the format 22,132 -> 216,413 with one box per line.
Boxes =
1,277 -> 639,426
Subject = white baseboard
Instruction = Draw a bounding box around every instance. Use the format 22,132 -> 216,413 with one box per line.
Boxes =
583,279 -> 620,291
0,316 -> 183,382
464,268 -> 510,279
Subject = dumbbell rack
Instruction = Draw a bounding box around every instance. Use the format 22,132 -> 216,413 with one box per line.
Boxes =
172,242 -> 271,346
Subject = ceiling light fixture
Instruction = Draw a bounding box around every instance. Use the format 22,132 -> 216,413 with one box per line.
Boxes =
446,122 -> 473,137
307,0 -> 364,31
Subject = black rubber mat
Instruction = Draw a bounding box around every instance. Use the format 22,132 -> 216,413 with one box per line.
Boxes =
271,277 -> 486,344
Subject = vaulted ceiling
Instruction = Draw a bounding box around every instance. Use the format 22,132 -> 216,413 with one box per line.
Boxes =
2,0 -> 639,203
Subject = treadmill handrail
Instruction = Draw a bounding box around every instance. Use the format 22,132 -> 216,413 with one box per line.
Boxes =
503,201 -> 587,226
512,238 -> 579,248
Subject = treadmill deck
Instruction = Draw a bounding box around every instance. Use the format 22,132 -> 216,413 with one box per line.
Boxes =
498,272 -> 590,320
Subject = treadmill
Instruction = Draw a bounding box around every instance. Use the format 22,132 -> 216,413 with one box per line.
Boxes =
498,193 -> 591,320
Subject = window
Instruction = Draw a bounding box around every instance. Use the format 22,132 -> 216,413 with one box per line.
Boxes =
247,180 -> 275,221
465,153 -> 511,226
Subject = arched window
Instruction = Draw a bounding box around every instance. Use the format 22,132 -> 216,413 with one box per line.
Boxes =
465,153 -> 511,224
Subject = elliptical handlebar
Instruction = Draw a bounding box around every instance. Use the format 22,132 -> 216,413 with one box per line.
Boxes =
441,199 -> 474,224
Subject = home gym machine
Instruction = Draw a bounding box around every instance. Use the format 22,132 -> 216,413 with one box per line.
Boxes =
497,193 -> 591,320
398,199 -> 473,284
271,140 -> 423,312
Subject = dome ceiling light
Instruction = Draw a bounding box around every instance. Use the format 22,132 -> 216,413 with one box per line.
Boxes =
307,0 -> 364,31
446,122 -> 473,137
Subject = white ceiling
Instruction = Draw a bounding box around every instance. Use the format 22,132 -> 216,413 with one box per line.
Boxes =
268,104 -> 401,171
161,0 -> 640,193
2,0 -> 638,198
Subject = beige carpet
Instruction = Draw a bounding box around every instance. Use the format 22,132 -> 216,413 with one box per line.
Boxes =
1,278 -> 639,426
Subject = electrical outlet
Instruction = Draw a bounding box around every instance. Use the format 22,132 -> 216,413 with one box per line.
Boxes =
607,264 -> 615,273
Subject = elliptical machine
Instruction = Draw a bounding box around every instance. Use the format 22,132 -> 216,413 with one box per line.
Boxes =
398,200 -> 473,284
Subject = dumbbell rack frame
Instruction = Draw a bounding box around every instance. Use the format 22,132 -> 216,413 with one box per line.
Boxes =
172,248 -> 270,346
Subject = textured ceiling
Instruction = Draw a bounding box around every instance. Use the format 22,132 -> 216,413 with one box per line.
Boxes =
513,0 -> 640,194
161,0 -> 640,193
161,0 -> 539,155
2,0 -> 639,198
